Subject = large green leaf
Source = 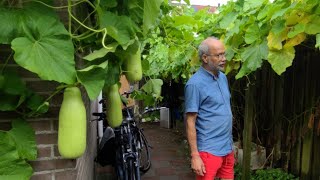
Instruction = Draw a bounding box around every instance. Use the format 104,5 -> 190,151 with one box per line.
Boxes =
0,160 -> 33,180
99,11 -> 139,49
0,131 -> 33,180
8,119 -> 37,160
267,46 -> 295,75
244,23 -> 260,44
243,0 -> 266,13
0,132 -> 18,165
0,8 -> 23,44
271,2 -> 296,21
173,15 -> 199,28
127,0 -> 144,24
11,14 -> 76,84
77,62 -> 108,100
242,41 -> 268,70
104,60 -> 121,87
0,71 -> 29,111
287,23 -> 305,38
267,32 -> 284,50
26,94 -> 46,111
257,2 -> 286,21
0,94 -> 21,111
219,12 -> 238,29
305,15 -> 320,35
271,19 -> 286,35
225,19 -> 241,40
2,71 -> 27,95
267,20 -> 286,50
236,41 -> 268,79
83,43 -> 118,61
143,0 -> 163,35
141,79 -> 163,99
285,33 -> 306,47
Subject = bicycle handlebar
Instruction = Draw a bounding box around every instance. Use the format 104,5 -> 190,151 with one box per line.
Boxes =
142,107 -> 166,115
91,112 -> 106,122
121,91 -> 134,98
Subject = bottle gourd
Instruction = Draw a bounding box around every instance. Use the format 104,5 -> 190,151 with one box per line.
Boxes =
58,87 -> 86,158
105,84 -> 123,128
123,46 -> 142,83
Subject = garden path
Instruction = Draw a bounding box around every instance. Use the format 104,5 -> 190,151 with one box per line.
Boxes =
96,121 -> 195,180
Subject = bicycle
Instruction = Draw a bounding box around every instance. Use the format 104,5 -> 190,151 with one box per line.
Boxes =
92,91 -> 164,180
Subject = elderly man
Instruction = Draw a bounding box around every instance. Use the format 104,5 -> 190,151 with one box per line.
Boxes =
185,37 -> 234,180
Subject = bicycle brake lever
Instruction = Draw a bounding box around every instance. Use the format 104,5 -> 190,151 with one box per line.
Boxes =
98,99 -> 104,104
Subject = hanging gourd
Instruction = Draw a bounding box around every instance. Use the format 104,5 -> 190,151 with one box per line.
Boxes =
123,45 -> 142,83
105,83 -> 123,128
58,86 -> 86,158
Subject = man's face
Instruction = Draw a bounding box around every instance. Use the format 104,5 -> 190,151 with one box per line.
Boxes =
203,40 -> 226,74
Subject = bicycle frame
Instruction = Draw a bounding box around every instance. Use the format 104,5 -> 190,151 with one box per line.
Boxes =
92,91 -> 163,180
114,115 -> 141,180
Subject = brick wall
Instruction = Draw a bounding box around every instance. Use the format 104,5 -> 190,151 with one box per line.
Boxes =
0,42 -> 97,180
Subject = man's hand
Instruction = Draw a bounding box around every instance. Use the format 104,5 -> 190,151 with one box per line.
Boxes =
191,155 -> 206,176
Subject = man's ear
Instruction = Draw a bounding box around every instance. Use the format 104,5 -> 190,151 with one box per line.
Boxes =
202,54 -> 208,64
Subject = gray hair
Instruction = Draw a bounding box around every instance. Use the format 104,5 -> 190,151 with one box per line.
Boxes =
198,36 -> 219,60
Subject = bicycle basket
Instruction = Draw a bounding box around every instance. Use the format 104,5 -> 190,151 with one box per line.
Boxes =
95,127 -> 116,166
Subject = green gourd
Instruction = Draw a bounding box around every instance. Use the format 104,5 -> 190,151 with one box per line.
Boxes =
124,46 -> 142,83
105,84 -> 123,128
58,87 -> 86,158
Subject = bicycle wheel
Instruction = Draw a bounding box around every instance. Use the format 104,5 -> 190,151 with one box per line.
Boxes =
138,131 -> 151,173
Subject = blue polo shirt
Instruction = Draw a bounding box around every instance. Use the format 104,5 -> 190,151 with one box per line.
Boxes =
184,66 -> 233,156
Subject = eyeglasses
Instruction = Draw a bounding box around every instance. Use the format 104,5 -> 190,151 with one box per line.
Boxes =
206,53 -> 226,59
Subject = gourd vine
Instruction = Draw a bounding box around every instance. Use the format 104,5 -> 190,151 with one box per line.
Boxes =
0,0 -> 166,178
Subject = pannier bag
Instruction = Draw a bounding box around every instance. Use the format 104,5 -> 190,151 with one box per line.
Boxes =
95,127 -> 116,166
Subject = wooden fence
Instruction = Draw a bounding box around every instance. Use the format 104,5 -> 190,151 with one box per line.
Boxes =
230,44 -> 320,179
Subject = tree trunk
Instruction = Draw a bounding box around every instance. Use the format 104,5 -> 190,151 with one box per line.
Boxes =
300,51 -> 315,180
241,80 -> 255,180
273,75 -> 284,165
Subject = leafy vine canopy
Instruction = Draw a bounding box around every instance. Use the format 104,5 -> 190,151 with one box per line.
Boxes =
0,0 -> 319,110
0,0 -> 164,103
143,0 -> 320,83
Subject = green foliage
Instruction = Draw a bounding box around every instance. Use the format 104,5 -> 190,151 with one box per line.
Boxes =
131,79 -> 163,107
252,169 -> 299,180
77,62 -> 108,100
217,0 -> 319,78
1,7 -> 76,84
0,119 -> 36,180
144,0 -> 320,81
0,0 -> 165,102
234,164 -> 299,180
0,70 -> 49,116
143,5 -> 211,83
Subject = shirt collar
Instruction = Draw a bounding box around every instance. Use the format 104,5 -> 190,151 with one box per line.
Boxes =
199,66 -> 220,80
